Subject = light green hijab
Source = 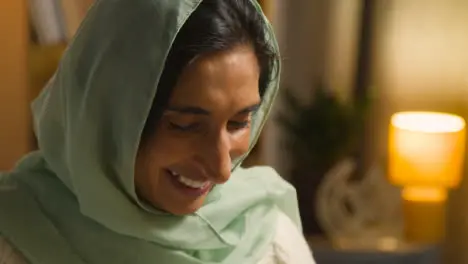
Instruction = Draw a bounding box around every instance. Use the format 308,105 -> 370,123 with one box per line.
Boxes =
0,0 -> 301,263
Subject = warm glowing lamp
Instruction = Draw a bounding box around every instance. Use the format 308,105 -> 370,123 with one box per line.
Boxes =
388,111 -> 466,244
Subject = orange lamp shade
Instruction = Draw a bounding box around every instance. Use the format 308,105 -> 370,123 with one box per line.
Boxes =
388,112 -> 466,202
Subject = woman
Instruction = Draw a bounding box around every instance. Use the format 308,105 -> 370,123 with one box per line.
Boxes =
0,0 -> 315,263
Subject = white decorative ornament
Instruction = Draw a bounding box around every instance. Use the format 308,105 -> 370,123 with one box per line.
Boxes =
316,159 -> 403,250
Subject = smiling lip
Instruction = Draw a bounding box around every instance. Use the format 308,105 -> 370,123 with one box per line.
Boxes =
165,169 -> 212,197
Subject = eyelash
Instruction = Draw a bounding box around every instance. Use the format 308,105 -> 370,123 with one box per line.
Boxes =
168,122 -> 200,132
228,120 -> 251,130
168,120 -> 251,132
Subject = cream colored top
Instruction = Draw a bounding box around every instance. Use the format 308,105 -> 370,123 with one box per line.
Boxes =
0,211 -> 315,264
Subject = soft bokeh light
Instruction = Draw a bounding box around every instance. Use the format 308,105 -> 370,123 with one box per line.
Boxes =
391,111 -> 465,133
388,111 -> 466,201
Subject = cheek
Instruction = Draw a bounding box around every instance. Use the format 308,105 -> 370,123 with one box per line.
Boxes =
134,136 -> 193,193
149,132 -> 197,166
230,129 -> 253,158
140,125 -> 254,168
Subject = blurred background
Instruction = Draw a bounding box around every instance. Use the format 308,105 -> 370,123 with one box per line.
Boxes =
2,0 -> 468,263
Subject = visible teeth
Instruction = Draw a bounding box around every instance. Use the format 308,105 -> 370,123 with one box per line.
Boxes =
178,176 -> 208,188
169,170 -> 208,189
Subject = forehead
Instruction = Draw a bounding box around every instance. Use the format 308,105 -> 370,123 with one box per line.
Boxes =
169,46 -> 261,108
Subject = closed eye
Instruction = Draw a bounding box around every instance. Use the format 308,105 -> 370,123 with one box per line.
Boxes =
168,122 -> 200,132
228,120 -> 251,130
170,120 -> 250,132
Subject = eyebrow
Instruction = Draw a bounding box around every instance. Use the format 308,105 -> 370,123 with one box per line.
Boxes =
166,103 -> 261,116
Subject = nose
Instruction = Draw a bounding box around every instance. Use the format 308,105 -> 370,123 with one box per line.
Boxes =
199,130 -> 233,184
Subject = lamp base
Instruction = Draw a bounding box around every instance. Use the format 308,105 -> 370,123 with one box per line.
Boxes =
402,196 -> 445,244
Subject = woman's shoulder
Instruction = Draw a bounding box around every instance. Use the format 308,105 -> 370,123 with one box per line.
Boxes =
265,211 -> 316,264
0,213 -> 316,264
0,237 -> 27,264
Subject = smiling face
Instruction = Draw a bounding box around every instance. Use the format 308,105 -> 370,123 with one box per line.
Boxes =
134,45 -> 261,215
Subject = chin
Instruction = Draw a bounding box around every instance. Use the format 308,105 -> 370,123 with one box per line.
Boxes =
160,197 -> 206,216
168,206 -> 200,216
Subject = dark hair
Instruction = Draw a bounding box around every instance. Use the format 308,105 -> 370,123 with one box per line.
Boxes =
141,0 -> 278,140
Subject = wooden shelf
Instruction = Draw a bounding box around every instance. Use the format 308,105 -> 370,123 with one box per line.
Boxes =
0,1 -> 65,169
29,44 -> 66,100
0,0 -> 30,170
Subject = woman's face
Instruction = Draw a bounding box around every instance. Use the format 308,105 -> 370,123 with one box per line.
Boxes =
135,45 -> 261,215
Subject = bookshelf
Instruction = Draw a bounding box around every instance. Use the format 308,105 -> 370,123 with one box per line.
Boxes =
0,0 -> 83,169
0,0 -> 30,170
